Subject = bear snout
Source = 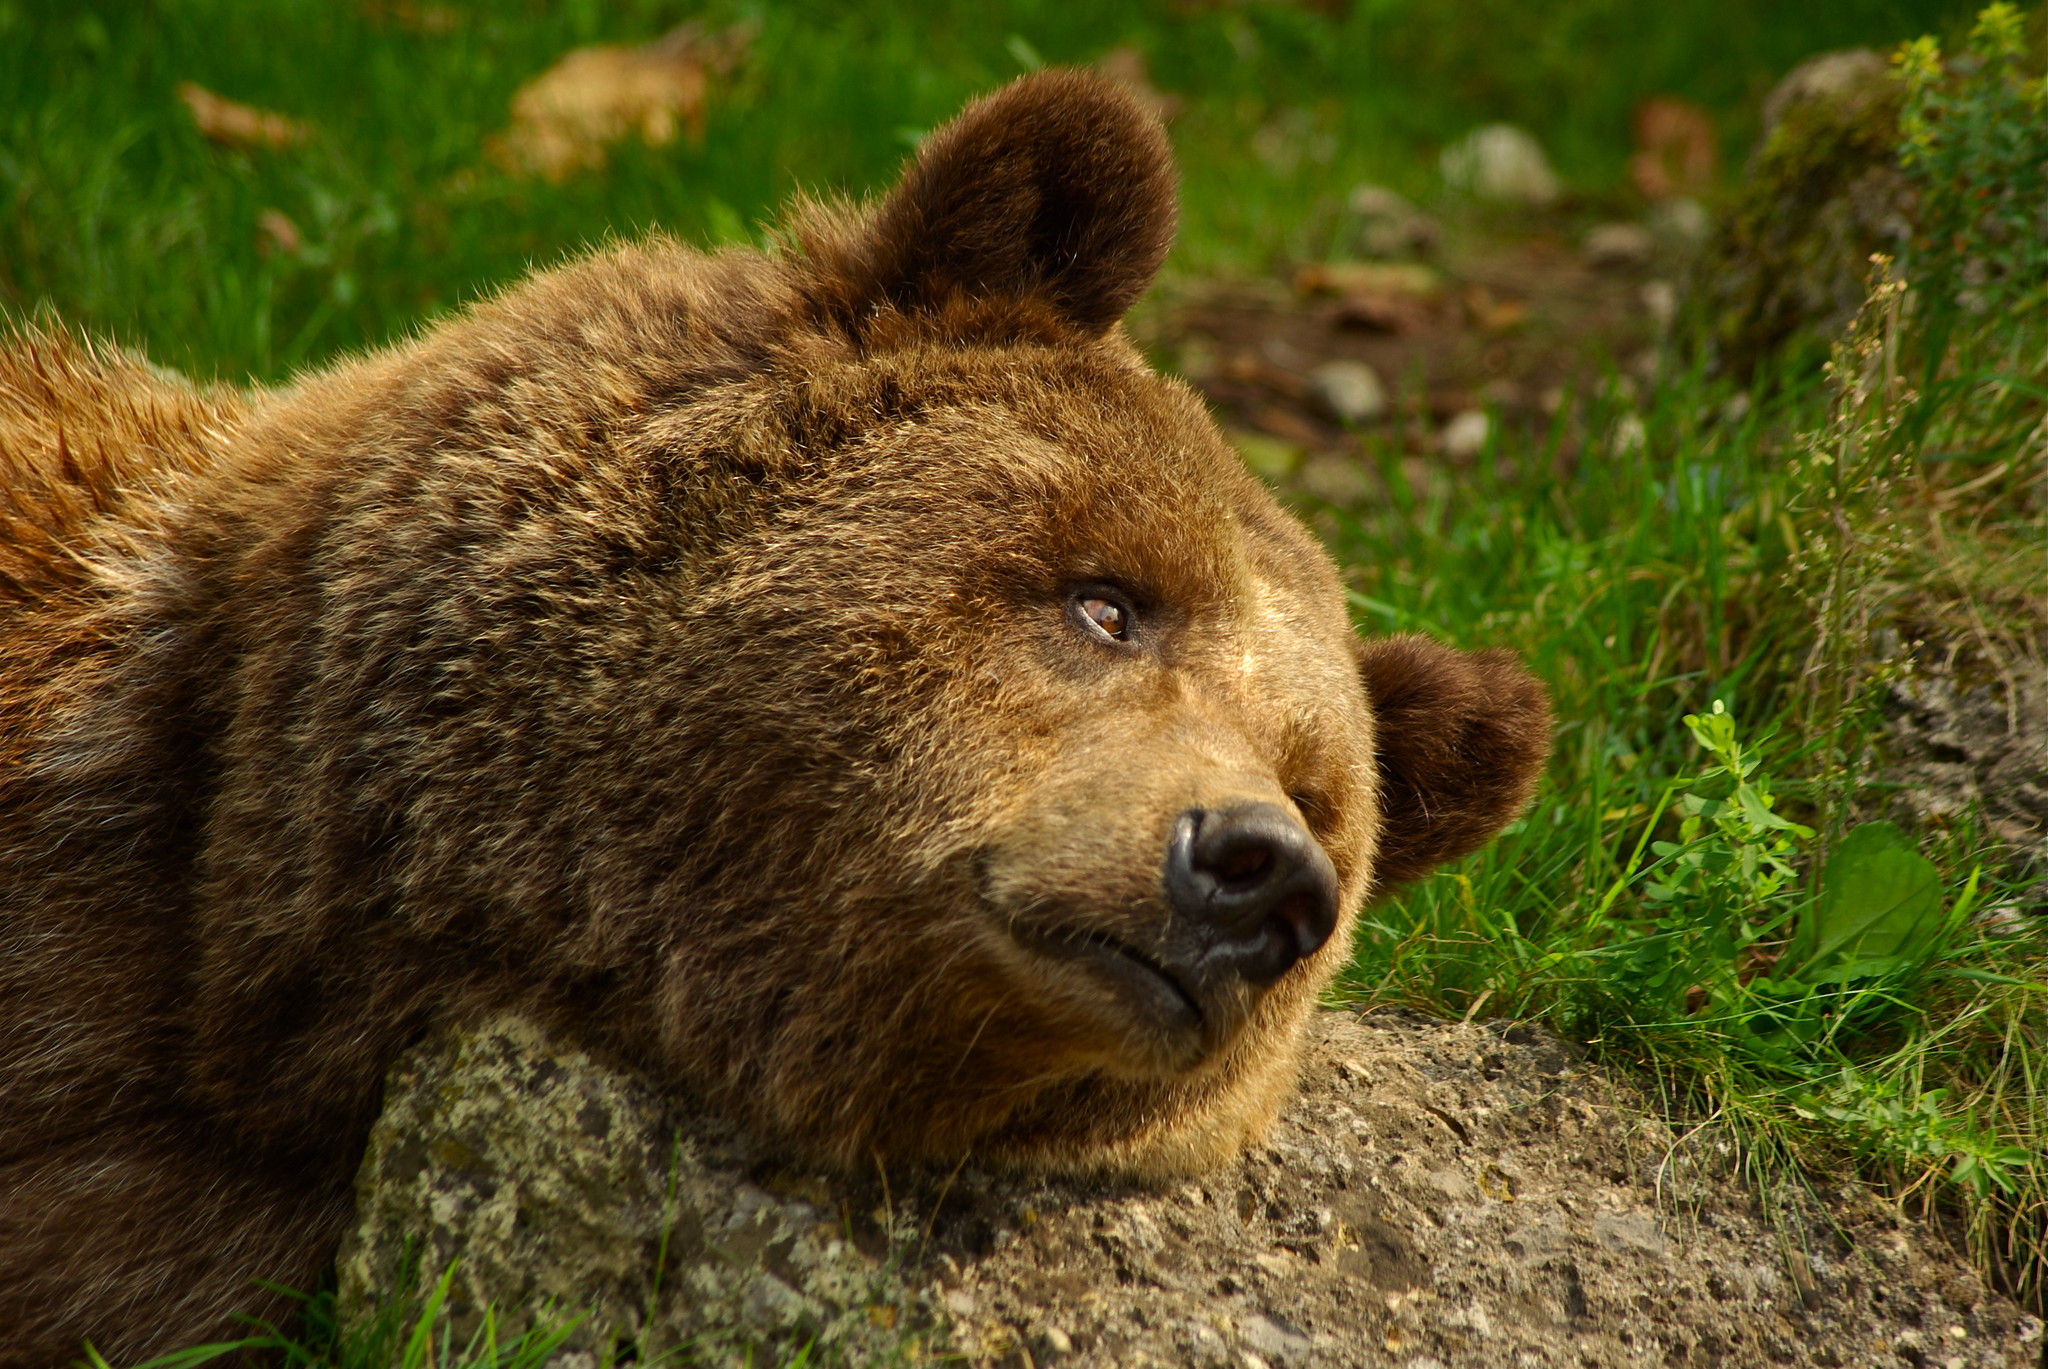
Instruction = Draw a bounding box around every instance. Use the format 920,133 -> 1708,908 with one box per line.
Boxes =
1161,802 -> 1340,989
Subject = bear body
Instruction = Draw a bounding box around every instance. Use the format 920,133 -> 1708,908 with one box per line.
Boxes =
0,73 -> 1548,1365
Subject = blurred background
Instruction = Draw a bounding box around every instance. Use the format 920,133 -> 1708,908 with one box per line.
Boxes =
0,0 -> 1990,379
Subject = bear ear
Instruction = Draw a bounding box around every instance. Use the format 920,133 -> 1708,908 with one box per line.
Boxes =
801,70 -> 1177,337
1357,635 -> 1553,896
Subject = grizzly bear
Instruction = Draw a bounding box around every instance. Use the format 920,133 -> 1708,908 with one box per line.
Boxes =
0,71 -> 1549,1365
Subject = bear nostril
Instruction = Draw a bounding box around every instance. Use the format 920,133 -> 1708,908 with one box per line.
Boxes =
1210,844 -> 1273,888
1163,802 -> 1341,987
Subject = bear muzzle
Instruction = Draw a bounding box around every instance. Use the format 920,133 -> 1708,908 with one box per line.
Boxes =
1011,800 -> 1340,1069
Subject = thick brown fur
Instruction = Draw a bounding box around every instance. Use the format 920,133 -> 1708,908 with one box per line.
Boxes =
0,72 -> 1550,1366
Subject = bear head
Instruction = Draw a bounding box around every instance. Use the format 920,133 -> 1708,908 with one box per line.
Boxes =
173,72 -> 1549,1180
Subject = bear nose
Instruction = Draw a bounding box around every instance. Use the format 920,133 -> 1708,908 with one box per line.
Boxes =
1162,802 -> 1340,986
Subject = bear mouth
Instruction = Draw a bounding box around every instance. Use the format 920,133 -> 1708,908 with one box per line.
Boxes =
1020,924 -> 1205,1037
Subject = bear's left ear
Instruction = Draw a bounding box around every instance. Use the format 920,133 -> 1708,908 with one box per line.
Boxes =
801,70 -> 1177,337
1357,635 -> 1553,897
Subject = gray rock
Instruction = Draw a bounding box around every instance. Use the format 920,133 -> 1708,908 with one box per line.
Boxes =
1760,47 -> 1892,134
1440,124 -> 1561,206
1439,409 -> 1491,460
1294,453 -> 1373,508
1307,358 -> 1388,424
1581,222 -> 1654,269
1346,184 -> 1440,258
341,1012 -> 2044,1367
337,1016 -> 925,1366
1882,654 -> 2048,867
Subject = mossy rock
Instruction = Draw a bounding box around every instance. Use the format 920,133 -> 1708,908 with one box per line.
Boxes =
1689,49 -> 1913,379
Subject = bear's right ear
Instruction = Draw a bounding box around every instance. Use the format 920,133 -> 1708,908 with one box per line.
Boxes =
1357,635 -> 1553,897
799,70 -> 1177,338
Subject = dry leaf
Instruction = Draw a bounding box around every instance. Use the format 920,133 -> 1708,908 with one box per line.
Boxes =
256,209 -> 303,257
1298,262 -> 1443,334
178,82 -> 310,151
1463,285 -> 1529,333
491,21 -> 755,182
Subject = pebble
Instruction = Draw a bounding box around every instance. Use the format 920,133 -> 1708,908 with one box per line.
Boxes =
1582,222 -> 1654,268
1439,409 -> 1491,460
1641,279 -> 1678,329
1295,454 -> 1372,508
1347,183 -> 1439,257
1440,124 -> 1560,206
1307,358 -> 1388,424
1240,1311 -> 1313,1364
1648,195 -> 1711,245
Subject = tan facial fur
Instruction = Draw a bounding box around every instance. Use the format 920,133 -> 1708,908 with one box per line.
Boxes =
0,71 -> 1550,1366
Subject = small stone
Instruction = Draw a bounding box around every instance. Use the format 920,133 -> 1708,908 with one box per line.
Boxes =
943,1289 -> 978,1317
1307,359 -> 1387,424
1582,222 -> 1654,269
1347,184 -> 1439,257
1438,410 -> 1491,460
1648,196 -> 1710,246
1593,1209 -> 1667,1256
1440,124 -> 1560,206
1295,454 -> 1372,508
1641,280 -> 1678,329
1041,1325 -> 1074,1355
1240,1312 -> 1312,1364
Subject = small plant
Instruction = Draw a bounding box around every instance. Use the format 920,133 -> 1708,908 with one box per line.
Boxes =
1605,702 -> 1979,1066
1896,3 -> 2048,322
83,1266 -> 584,1369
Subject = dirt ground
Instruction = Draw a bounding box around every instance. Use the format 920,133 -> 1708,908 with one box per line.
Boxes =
342,1011 -> 2044,1368
1134,208 -> 1690,483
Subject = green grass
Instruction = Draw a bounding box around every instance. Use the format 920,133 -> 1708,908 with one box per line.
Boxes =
1,0 -> 1981,382
5,0 -> 2043,1361
1324,313 -> 2048,1317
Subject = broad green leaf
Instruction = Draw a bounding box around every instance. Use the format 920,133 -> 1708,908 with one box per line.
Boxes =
1790,822 -> 1945,976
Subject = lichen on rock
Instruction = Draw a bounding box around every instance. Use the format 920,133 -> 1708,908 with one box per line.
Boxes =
337,1015 -> 926,1364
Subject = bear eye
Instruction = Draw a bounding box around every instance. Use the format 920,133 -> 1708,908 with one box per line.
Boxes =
1075,594 -> 1130,642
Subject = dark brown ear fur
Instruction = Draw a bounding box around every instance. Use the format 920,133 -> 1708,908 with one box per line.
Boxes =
800,69 -> 1177,337
1358,635 -> 1552,894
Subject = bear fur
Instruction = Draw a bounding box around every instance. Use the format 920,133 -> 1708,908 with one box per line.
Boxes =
0,72 -> 1550,1366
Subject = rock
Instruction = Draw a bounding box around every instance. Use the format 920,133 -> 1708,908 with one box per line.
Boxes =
341,1011 -> 2044,1367
1640,279 -> 1678,330
1686,47 -> 1911,377
1760,48 -> 1894,134
337,1016 -> 925,1366
1307,358 -> 1388,424
1882,655 -> 2048,868
1581,222 -> 1655,269
1294,453 -> 1373,508
1346,184 -> 1440,258
1440,124 -> 1561,207
1439,409 -> 1491,460
1647,195 -> 1711,247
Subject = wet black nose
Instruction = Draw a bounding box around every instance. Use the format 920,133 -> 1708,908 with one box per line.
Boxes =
1163,802 -> 1341,985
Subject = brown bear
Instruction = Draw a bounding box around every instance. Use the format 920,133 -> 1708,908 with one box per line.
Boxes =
0,71 -> 1549,1366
